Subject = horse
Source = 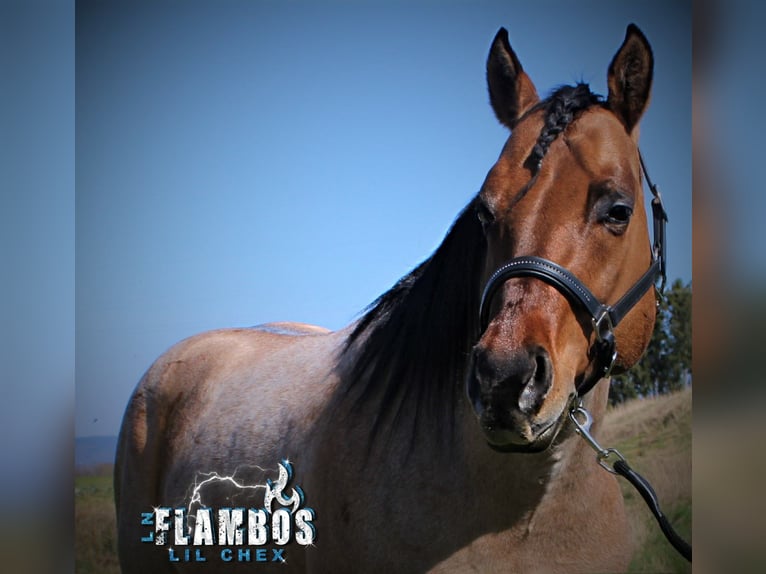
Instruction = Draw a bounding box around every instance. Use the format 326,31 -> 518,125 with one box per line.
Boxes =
115,24 -> 660,573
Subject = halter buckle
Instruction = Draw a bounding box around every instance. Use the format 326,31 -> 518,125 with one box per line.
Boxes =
591,308 -> 614,344
591,309 -> 618,379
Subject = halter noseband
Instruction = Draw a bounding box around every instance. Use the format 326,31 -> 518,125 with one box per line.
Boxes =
478,151 -> 667,397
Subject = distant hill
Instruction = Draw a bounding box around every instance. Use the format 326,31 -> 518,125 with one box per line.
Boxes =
76,435 -> 118,470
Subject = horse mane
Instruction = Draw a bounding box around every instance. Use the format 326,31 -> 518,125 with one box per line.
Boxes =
336,83 -> 604,450
337,198 -> 486,448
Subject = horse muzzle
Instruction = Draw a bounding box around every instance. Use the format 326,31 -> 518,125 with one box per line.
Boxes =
466,345 -> 566,452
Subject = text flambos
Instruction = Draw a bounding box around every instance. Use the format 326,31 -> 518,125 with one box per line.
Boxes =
146,507 -> 316,547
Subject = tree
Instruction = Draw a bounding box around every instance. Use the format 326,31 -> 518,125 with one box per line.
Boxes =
664,278 -> 692,388
609,280 -> 692,405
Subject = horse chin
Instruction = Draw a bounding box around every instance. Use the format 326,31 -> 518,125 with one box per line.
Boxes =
479,408 -> 567,454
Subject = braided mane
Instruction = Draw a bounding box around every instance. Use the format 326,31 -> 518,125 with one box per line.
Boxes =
526,83 -> 603,172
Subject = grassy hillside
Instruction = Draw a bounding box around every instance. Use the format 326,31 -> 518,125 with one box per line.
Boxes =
75,470 -> 119,574
601,387 -> 692,573
75,389 -> 691,573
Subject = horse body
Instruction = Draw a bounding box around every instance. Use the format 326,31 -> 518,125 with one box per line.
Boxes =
116,24 -> 658,573
115,325 -> 343,572
116,326 -> 628,573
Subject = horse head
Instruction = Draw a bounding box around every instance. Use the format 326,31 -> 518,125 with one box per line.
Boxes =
467,25 -> 658,452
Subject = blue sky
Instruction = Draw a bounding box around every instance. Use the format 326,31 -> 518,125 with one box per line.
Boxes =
75,0 -> 691,438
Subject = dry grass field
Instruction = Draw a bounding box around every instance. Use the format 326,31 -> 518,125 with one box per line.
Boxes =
75,388 -> 691,573
602,387 -> 692,573
75,466 -> 120,574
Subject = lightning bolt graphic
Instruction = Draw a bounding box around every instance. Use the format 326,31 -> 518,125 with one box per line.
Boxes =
184,459 -> 304,534
186,469 -> 267,516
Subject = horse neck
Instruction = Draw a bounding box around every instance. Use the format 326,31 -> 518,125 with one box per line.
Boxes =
335,314 -> 612,503
451,381 -> 610,520
318,335 -> 613,561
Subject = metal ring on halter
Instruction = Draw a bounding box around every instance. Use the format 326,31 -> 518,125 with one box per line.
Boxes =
568,404 -> 625,475
591,308 -> 615,344
601,349 -> 618,379
596,448 -> 627,474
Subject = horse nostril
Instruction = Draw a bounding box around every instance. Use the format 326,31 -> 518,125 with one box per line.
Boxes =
535,352 -> 552,386
469,345 -> 553,415
518,349 -> 552,413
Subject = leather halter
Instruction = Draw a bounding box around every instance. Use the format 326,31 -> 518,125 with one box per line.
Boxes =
478,152 -> 667,397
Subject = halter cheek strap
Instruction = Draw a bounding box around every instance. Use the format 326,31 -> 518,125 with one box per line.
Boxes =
477,151 -> 667,397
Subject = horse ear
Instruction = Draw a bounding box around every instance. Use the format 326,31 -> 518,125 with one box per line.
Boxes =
607,24 -> 654,134
487,28 -> 539,129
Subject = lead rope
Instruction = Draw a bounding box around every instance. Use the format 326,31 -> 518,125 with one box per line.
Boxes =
569,403 -> 692,562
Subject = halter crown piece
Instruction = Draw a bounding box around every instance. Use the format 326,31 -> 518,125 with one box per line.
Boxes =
478,150 -> 667,397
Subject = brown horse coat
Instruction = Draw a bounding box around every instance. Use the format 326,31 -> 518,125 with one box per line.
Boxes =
116,25 -> 658,573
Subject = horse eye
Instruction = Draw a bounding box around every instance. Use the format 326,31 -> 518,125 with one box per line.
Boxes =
606,204 -> 633,224
476,201 -> 494,227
